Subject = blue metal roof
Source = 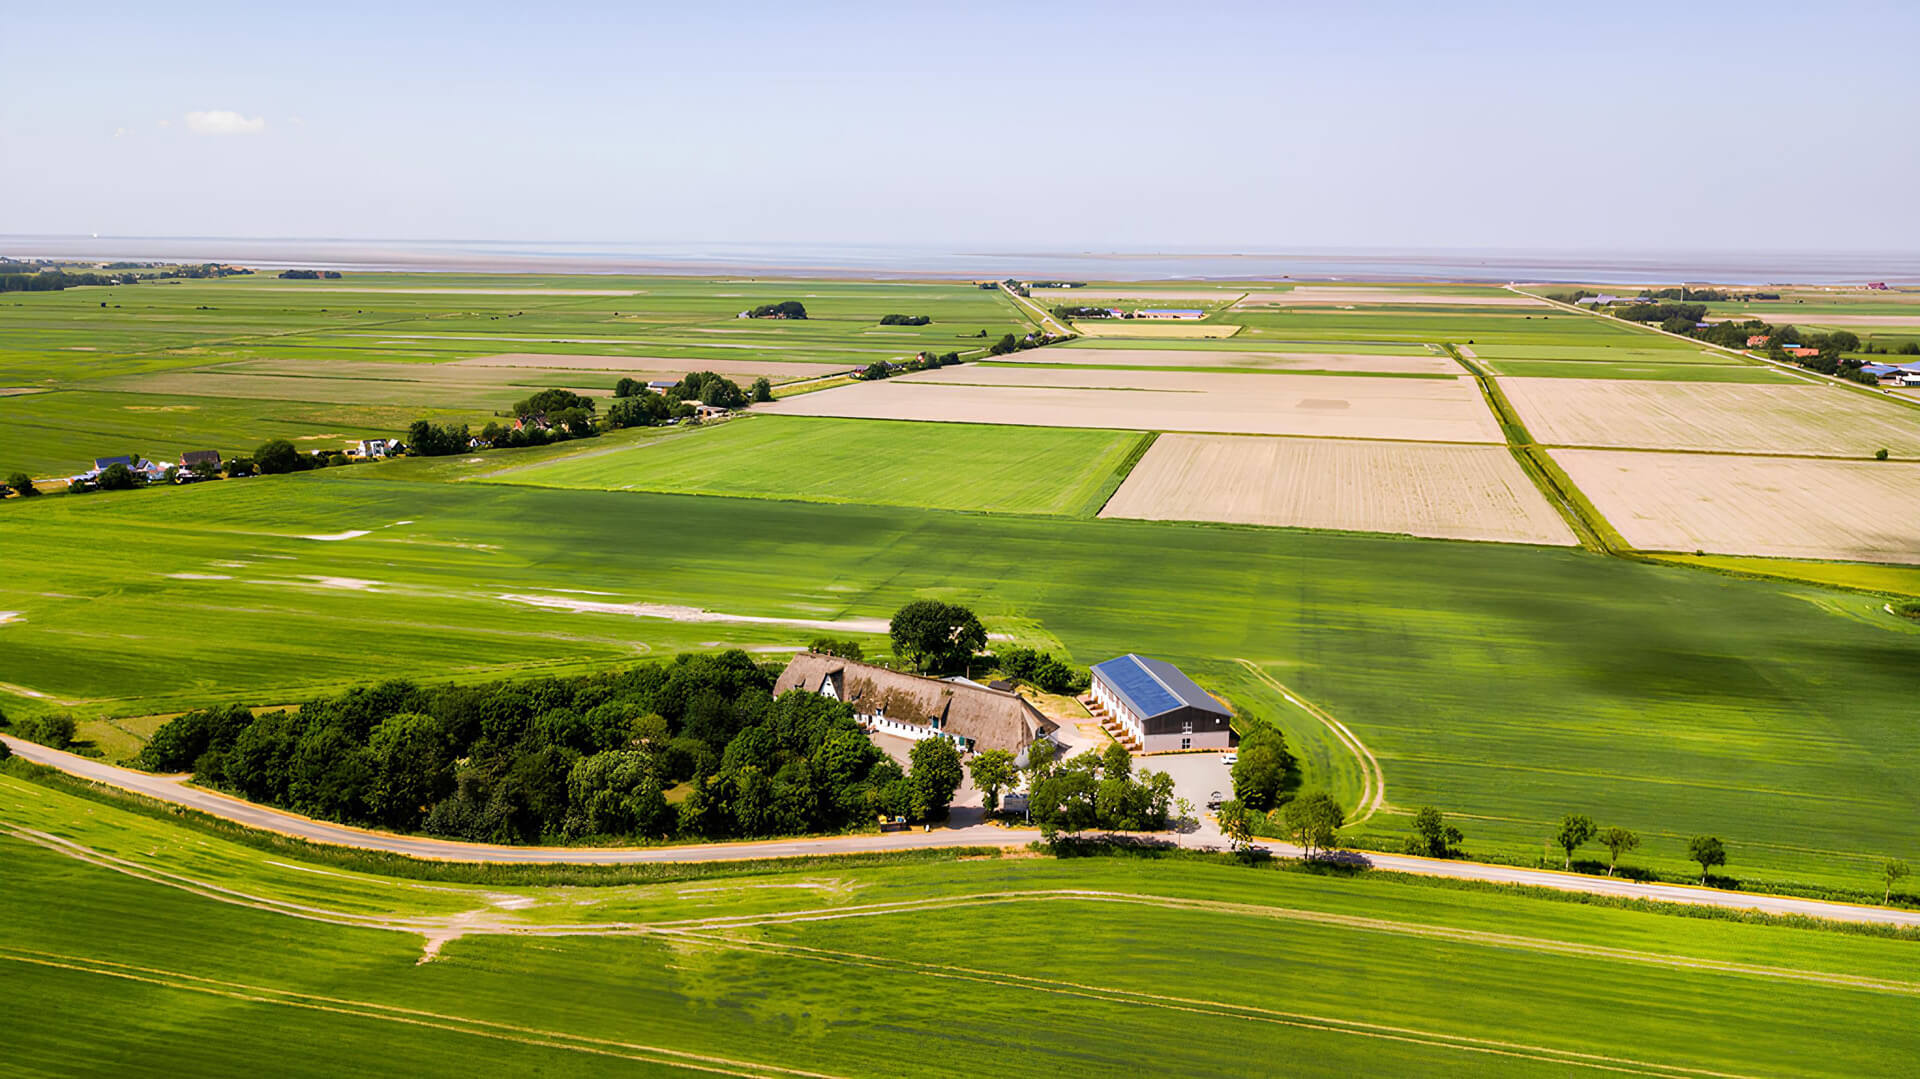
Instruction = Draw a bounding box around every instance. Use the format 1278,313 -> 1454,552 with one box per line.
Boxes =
1091,654 -> 1230,720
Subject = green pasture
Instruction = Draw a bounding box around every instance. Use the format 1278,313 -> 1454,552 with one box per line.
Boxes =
477,415 -> 1150,516
4,773 -> 1918,1078
1644,554 -> 1920,597
3,468 -> 1918,890
1058,337 -> 1435,355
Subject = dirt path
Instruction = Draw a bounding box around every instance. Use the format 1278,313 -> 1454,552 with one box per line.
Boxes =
1233,660 -> 1385,824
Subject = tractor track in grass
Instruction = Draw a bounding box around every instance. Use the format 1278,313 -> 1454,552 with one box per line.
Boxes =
0,947 -> 840,1079
1233,659 -> 1384,824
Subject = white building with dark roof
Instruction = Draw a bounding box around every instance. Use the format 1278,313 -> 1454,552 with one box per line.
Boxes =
1087,654 -> 1233,753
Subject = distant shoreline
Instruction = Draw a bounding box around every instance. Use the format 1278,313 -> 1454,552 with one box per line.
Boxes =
4,234 -> 1916,286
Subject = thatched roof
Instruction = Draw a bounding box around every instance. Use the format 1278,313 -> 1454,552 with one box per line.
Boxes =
775,653 -> 1052,753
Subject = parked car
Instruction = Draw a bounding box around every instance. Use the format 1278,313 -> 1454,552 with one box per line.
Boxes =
1222,753 -> 1238,765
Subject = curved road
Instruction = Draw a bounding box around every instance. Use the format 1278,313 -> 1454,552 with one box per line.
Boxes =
7,735 -> 1917,927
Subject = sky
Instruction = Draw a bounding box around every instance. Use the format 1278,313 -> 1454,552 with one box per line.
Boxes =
4,0 -> 1917,253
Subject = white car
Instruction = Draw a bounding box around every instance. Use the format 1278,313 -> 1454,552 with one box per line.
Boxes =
1222,753 -> 1238,765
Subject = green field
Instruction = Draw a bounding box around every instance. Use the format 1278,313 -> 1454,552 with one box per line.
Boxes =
0,274 -> 1039,479
478,415 -> 1151,516
1478,359 -> 1801,382
4,462 -> 1918,892
4,770 -> 1917,1078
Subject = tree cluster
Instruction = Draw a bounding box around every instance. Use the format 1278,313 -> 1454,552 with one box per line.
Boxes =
746,301 -> 807,319
3,712 -> 78,749
991,646 -> 1085,695
888,600 -> 987,675
276,269 -> 344,280
1229,727 -> 1296,811
878,314 -> 931,326
1,271 -> 137,292
135,651 -> 964,844
1027,741 -> 1175,838
405,422 -> 471,457
1052,305 -> 1118,319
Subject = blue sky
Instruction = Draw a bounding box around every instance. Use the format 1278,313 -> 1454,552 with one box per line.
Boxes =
4,1 -> 1915,251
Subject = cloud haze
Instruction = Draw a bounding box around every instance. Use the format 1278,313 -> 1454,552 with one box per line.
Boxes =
184,110 -> 265,136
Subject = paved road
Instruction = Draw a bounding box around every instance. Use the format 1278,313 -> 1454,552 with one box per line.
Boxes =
8,735 -> 1917,927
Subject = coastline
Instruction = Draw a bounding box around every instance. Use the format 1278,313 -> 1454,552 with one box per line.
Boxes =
4,234 -> 1917,285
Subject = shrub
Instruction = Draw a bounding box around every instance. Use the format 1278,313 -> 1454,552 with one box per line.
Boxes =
14,713 -> 77,750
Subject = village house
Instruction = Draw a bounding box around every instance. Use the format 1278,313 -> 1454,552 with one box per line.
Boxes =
773,653 -> 1054,755
180,449 -> 222,471
355,438 -> 399,459
646,379 -> 678,393
1085,654 -> 1234,753
1787,346 -> 1821,359
1747,334 -> 1771,348
1133,308 -> 1205,320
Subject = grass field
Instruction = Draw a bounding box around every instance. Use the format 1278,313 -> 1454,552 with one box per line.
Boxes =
0,273 -> 1038,479
3,464 -> 1918,892
5,771 -> 1919,1078
477,415 -> 1151,516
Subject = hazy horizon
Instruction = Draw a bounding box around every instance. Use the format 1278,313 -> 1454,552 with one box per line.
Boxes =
6,1 -> 1916,252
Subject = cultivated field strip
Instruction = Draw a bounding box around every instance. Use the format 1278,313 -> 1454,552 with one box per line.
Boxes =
1551,450 -> 1920,563
0,948 -> 838,1079
1100,434 -> 1575,545
992,347 -> 1463,375
13,821 -> 1917,1002
1499,378 -> 1920,456
764,369 -> 1504,442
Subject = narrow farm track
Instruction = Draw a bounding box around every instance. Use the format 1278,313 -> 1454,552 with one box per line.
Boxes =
8,735 -> 1920,927
1233,659 -> 1385,824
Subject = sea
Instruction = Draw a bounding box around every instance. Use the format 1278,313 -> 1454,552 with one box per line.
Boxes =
4,235 -> 1916,286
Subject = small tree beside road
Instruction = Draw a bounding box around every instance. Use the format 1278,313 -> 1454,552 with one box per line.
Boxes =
1885,859 -> 1912,903
1281,791 -> 1344,857
1689,835 -> 1727,884
1555,813 -> 1597,869
1404,806 -> 1464,859
1597,826 -> 1639,876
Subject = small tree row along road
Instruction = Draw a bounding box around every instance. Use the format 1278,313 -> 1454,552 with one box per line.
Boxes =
5,736 -> 1915,927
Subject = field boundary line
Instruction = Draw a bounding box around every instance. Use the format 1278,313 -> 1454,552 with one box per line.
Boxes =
1231,660 -> 1383,824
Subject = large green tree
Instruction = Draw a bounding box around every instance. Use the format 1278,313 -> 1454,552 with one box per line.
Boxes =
1555,813 -> 1597,870
254,439 -> 300,475
1689,835 -> 1728,884
1597,826 -> 1640,877
1282,791 -> 1345,856
1230,728 -> 1293,811
966,749 -> 1017,813
888,600 -> 986,674
908,736 -> 964,820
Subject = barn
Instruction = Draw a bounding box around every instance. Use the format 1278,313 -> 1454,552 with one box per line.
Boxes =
774,653 -> 1053,754
1087,654 -> 1233,753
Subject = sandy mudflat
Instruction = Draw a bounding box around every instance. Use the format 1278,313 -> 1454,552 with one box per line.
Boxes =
1102,435 -> 1573,545
1499,378 -> 1920,456
1235,287 -> 1545,307
1001,348 -> 1461,375
456,353 -> 847,379
1554,449 -> 1920,563
762,367 -> 1501,442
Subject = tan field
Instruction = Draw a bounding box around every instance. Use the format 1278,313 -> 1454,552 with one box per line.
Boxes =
1235,287 -> 1546,307
1070,321 -> 1243,338
457,353 -> 845,380
1554,449 -> 1920,563
1500,378 -> 1920,456
1102,435 -> 1575,545
281,287 -> 645,296
1005,348 -> 1462,375
762,367 -> 1502,441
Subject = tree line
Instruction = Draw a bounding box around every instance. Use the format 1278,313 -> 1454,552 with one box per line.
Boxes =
276,269 -> 344,280
746,301 -> 807,319
130,651 -> 966,844
1,270 -> 139,292
878,314 -> 930,326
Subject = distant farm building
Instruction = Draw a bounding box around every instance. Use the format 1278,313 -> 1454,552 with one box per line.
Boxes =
1086,654 -> 1233,753
1747,335 -> 1771,348
1787,347 -> 1821,359
356,438 -> 399,458
92,455 -> 134,472
646,379 -> 678,392
1135,308 -> 1205,320
180,449 -> 222,470
774,652 -> 1054,754
1866,282 -> 1890,291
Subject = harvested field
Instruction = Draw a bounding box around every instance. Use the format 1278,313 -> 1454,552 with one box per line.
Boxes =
1070,322 -> 1242,338
455,353 -> 845,380
762,368 -> 1502,442
992,348 -> 1461,375
1102,435 -> 1574,545
1554,449 -> 1920,563
1500,378 -> 1920,456
1236,287 -> 1546,307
